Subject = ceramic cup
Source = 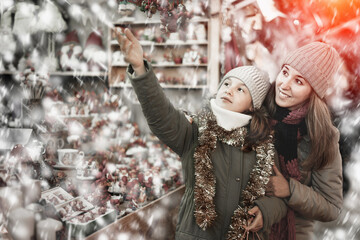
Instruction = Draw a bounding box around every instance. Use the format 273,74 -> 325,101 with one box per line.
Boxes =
57,149 -> 84,167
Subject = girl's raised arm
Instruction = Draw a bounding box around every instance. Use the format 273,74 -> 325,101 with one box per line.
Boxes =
114,27 -> 146,76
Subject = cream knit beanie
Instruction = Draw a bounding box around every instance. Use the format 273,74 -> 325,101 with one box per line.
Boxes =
220,66 -> 270,109
282,41 -> 341,99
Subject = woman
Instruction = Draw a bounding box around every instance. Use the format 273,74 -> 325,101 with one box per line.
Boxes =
115,27 -> 286,239
265,41 -> 343,240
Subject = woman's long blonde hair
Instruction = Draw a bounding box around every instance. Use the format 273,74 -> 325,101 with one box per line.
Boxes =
266,83 -> 338,171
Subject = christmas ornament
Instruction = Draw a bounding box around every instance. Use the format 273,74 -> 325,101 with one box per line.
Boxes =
159,3 -> 192,33
10,144 -> 42,179
133,0 -> 192,32
83,31 -> 107,72
20,67 -> 49,99
59,30 -> 85,71
118,1 -> 137,19
12,2 -> 39,36
36,0 -> 67,33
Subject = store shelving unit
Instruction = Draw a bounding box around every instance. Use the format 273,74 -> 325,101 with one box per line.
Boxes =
108,17 -> 211,90
110,82 -> 208,89
49,71 -> 107,77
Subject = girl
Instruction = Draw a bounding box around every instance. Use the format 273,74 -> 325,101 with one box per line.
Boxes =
264,42 -> 343,240
115,28 -> 286,240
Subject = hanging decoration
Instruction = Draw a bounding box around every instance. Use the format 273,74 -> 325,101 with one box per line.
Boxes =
83,30 -> 108,72
59,30 -> 85,71
158,2 -> 193,33
118,1 -> 137,19
118,0 -> 193,32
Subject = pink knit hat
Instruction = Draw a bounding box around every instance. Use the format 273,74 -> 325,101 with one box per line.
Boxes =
282,41 -> 341,99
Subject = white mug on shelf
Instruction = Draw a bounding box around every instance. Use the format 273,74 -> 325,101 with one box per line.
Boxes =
57,149 -> 84,167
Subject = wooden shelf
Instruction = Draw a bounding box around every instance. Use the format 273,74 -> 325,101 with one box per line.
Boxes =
1,71 -> 108,77
0,71 -> 20,75
110,40 -> 208,46
110,82 -> 208,89
57,115 -> 93,119
50,71 -> 108,77
111,63 -> 207,68
114,17 -> 209,25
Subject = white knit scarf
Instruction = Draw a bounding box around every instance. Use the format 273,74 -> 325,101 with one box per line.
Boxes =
210,99 -> 252,131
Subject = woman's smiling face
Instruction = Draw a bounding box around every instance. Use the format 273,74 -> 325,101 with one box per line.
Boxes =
215,77 -> 253,113
275,65 -> 313,111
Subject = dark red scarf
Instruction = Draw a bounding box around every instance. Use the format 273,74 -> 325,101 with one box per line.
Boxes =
270,103 -> 309,240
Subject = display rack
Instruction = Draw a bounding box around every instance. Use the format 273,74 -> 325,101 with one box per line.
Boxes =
85,185 -> 185,240
108,18 -> 211,89
0,3 -> 222,238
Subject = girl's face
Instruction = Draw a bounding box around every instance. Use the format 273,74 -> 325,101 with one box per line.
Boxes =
216,77 -> 252,113
275,65 -> 313,111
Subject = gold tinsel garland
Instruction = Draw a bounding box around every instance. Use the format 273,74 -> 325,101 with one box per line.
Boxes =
193,107 -> 275,239
227,138 -> 275,239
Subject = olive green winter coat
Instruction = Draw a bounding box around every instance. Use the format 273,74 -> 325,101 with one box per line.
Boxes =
127,62 -> 287,240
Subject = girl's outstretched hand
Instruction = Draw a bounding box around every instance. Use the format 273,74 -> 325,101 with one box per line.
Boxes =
114,27 -> 145,75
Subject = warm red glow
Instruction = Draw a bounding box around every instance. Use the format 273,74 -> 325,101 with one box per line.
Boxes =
275,0 -> 360,30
